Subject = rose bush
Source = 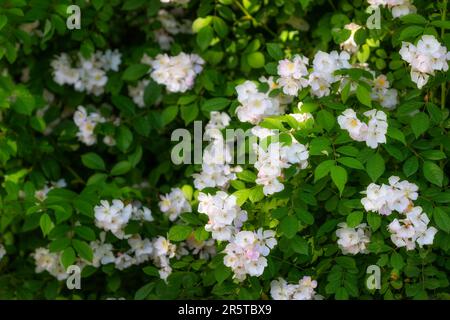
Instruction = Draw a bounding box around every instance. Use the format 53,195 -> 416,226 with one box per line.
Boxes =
0,0 -> 449,300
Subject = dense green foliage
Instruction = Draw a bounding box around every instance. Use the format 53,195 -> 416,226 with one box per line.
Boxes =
0,0 -> 449,300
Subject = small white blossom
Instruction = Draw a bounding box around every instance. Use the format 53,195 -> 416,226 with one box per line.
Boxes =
336,223 -> 371,255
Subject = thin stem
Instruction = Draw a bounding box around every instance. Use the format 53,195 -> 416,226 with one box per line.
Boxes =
233,0 -> 277,37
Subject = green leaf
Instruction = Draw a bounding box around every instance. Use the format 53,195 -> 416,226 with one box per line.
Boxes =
399,25 -> 424,41
201,98 -> 230,112
74,226 -> 96,241
111,95 -> 136,117
161,105 -> 179,126
266,43 -> 284,60
390,252 -> 405,270
356,84 -> 371,107
61,247 -> 76,269
168,225 -> 192,242
400,14 -> 427,25
11,86 -> 35,115
431,20 -> 450,29
122,64 -> 149,81
111,161 -> 132,176
291,236 -> 309,255
143,80 -> 161,106
296,209 -> 314,225
214,263 -> 231,284
122,0 -> 146,10
247,52 -> 265,69
237,170 -> 257,183
196,25 -> 213,51
0,15 -> 7,31
387,127 -> 406,145
434,207 -> 450,233
367,212 -> 381,231
346,211 -> 363,228
194,227 -> 210,241
403,156 -> 419,177
213,16 -> 228,38
366,153 -> 385,182
81,153 -> 105,171
341,81 -> 351,103
72,239 -> 93,262
314,160 -> 335,182
116,126 -> 133,152
337,157 -> 364,170
40,213 -> 54,236
232,189 -> 250,206
421,150 -> 447,160
134,283 -> 153,300
280,215 -> 298,239
180,104 -> 199,125
423,161 -> 443,187
336,256 -> 356,269
411,112 -> 430,138
330,166 -> 347,196
335,287 -> 349,300
49,238 -> 71,252
142,266 -> 160,277
317,110 -> 335,131
249,186 -> 264,203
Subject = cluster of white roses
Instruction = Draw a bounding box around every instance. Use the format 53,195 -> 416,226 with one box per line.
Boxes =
361,176 -> 418,215
142,52 -> 204,93
308,51 -> 351,98
31,232 -> 176,281
51,49 -> 121,96
193,112 -> 243,190
183,235 -> 216,260
223,229 -> 277,282
197,191 -> 276,281
361,176 -> 437,250
277,51 -> 350,98
73,105 -> 119,146
89,231 -> 213,281
94,200 -> 154,239
251,127 -> 309,195
388,207 -> 438,250
34,179 -> 67,202
32,194 -> 203,281
270,276 -> 321,300
235,79 -> 287,124
158,187 -> 192,221
335,223 -> 371,255
338,108 -> 388,149
371,75 -> 398,109
198,191 -> 248,241
32,247 -> 77,281
112,235 -> 176,280
277,55 -> 310,96
400,35 -> 450,89
367,0 -> 416,18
